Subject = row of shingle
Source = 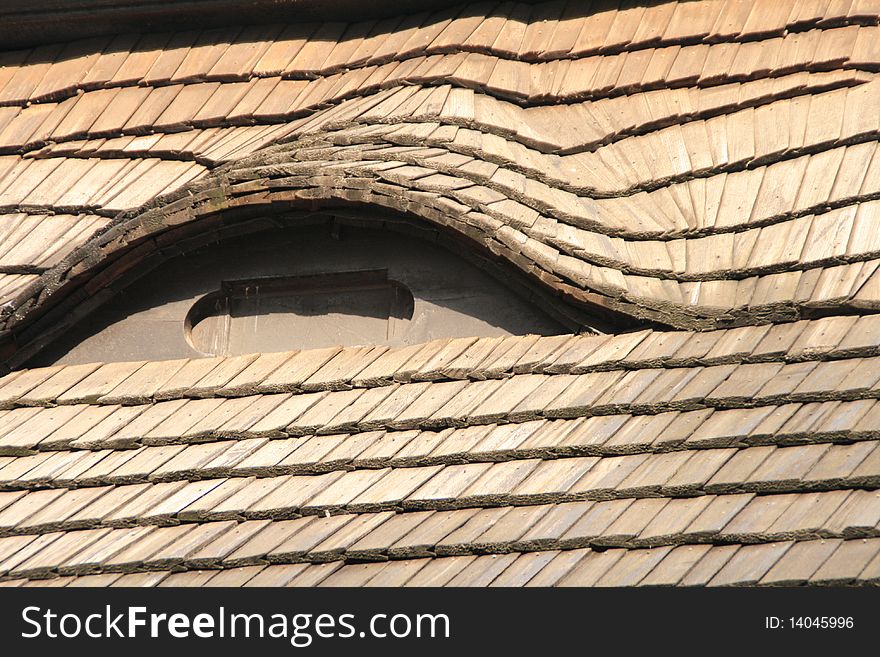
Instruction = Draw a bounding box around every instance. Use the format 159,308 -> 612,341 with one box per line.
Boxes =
24,124 -> 292,166
2,26 -> 873,150
14,67 -> 864,165
281,79 -> 880,199
293,126 -> 880,241
304,100 -> 879,232
1,439 -> 878,540
0,77 -> 347,153
6,355 -> 880,454
289,538 -> 880,586
599,140 -> 880,237
0,2 -> 873,108
520,69 -> 868,154
3,75 -> 869,262
468,29 -> 876,103
5,537 -> 878,587
0,157 -> 205,214
3,408 -> 879,492
0,213 -> 109,270
1,487 -> 877,580
0,273 -> 36,302
2,438 -> 880,539
0,273 -> 39,304
1,315 -> 875,408
1,40 -> 870,162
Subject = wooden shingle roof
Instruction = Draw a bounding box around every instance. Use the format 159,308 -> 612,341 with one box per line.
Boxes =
1,0 -> 879,586
1,318 -> 880,586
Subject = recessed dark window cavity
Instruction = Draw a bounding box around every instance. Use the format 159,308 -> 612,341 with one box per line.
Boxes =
186,270 -> 415,355
32,221 -> 576,365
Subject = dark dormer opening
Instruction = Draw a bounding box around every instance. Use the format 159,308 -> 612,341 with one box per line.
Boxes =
29,214 -> 605,366
186,270 -> 415,356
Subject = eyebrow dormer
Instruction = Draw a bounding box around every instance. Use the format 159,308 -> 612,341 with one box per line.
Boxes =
30,217 -> 593,366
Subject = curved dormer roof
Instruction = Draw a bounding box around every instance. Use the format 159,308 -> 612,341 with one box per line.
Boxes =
1,2 -> 879,362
